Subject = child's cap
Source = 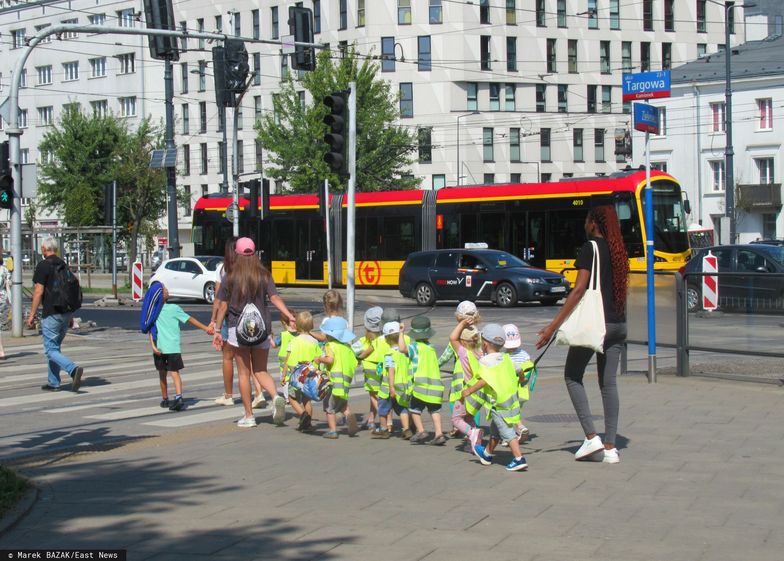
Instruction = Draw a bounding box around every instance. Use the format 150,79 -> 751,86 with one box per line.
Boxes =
381,308 -> 400,323
363,306 -> 384,332
409,316 -> 434,341
321,316 -> 356,344
459,325 -> 480,341
235,237 -> 255,255
382,321 -> 401,336
455,301 -> 479,320
502,323 -> 521,349
481,323 -> 506,347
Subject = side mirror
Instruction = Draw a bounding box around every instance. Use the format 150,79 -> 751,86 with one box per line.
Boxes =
683,199 -> 691,215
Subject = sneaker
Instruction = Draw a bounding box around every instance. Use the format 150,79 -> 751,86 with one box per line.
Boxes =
361,418 -> 375,430
410,431 -> 429,444
70,366 -> 84,391
346,413 -> 359,437
215,395 -> 234,406
518,424 -> 530,437
160,399 -> 171,408
41,384 -> 61,392
428,434 -> 448,446
506,456 -> 529,472
448,428 -> 461,438
323,431 -> 339,439
370,428 -> 391,439
300,422 -> 316,434
472,444 -> 493,466
401,428 -> 414,440
168,397 -> 185,411
237,416 -> 257,428
468,427 -> 484,448
603,448 -> 620,464
575,435 -> 604,461
251,395 -> 267,409
272,395 -> 286,426
297,412 -> 312,431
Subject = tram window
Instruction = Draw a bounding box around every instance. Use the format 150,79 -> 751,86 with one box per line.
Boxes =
548,210 -> 585,259
382,216 -> 416,259
460,213 -> 479,247
443,213 -> 460,248
356,216 -> 381,260
479,212 -> 505,249
272,219 -> 296,260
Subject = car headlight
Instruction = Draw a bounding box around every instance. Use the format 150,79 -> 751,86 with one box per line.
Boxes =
523,277 -> 545,284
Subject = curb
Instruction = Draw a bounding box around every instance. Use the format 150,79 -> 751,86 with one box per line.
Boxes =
0,485 -> 37,536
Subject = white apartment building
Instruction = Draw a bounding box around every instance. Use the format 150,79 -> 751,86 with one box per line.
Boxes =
632,35 -> 783,243
0,0 -> 753,255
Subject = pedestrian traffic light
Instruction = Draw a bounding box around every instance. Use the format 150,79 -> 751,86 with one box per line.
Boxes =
288,6 -> 315,71
322,92 -> 348,177
224,39 -> 249,102
247,179 -> 260,219
0,141 -> 11,210
143,0 -> 179,61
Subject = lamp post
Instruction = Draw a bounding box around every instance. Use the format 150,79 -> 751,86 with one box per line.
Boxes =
456,111 -> 480,186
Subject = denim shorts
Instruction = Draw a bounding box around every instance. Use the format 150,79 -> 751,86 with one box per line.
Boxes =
220,319 -> 229,340
489,409 -> 517,442
378,396 -> 407,417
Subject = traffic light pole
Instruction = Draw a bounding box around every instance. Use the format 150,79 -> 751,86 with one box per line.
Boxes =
346,83 -> 357,331
164,59 -> 180,259
231,74 -> 257,238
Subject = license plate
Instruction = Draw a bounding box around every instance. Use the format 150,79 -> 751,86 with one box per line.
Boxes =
551,286 -> 566,293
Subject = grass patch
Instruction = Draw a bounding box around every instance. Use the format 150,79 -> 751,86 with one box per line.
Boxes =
0,465 -> 30,517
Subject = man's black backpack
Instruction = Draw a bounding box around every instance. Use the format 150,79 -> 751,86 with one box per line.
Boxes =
48,261 -> 82,313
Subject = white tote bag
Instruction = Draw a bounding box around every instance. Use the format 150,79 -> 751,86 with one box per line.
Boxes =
555,241 -> 606,353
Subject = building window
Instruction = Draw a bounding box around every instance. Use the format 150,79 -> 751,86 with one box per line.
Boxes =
12,29 -> 25,49
711,102 -> 726,132
198,60 -> 207,91
595,129 -> 605,162
314,0 -> 321,33
610,0 -> 620,29
510,128 -> 521,162
758,98 -> 773,130
182,104 -> 189,134
200,144 -> 208,174
179,21 -> 187,51
183,145 -> 191,176
254,96 -> 262,120
506,0 -> 516,24
61,19 -> 78,38
183,186 -> 191,216
418,128 -> 433,163
587,85 -> 597,113
540,128 -> 551,161
568,40 -> 578,73
119,97 -> 136,117
36,66 -> 52,85
507,37 -> 517,71
763,213 -> 777,239
536,84 -> 546,112
697,43 -> 707,58
19,109 -> 27,128
662,43 -> 672,70
237,140 -> 244,173
339,0 -> 348,30
215,15 -> 222,33
253,54 -> 261,86
198,18 -> 205,49
547,39 -> 556,73
199,102 -> 207,133
281,53 -> 289,80
117,9 -> 135,28
484,173 -> 496,184
88,13 -> 106,25
643,0 -> 653,30
641,42 -> 651,72
511,173 -> 521,183
38,106 -> 54,126
481,36 -> 491,70
91,100 -> 108,117
588,0 -> 598,29
217,107 -> 225,133
217,142 -> 225,174
658,107 -> 667,135
505,84 -> 516,111
573,129 -> 584,161
710,160 -> 725,191
697,0 -> 707,32
757,158 -> 775,184
664,0 -> 675,31
418,36 -> 432,71
251,10 -> 259,40
536,0 -> 546,27
118,53 -> 135,74
600,41 -> 610,74
622,41 -> 633,73
651,161 -> 668,172
558,0 -> 567,27
490,83 -> 500,111
255,139 -> 263,170
201,184 -> 208,197
467,83 -> 478,111
480,0 -> 491,24
432,174 -> 446,189
602,86 -> 612,113
35,24 -> 52,44
357,0 -> 366,27
400,83 -> 413,117
483,127 -> 494,162
558,85 -> 568,113
430,0 -> 443,24
398,0 -> 412,25
63,62 -> 79,81
271,7 -> 279,39
180,62 -> 188,93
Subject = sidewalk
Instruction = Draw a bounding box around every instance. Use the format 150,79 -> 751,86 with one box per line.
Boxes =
2,368 -> 783,559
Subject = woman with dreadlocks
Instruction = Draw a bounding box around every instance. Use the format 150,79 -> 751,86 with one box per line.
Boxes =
536,206 -> 629,465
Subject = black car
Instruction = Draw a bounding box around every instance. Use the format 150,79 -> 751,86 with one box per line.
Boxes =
682,244 -> 784,313
751,239 -> 784,247
399,249 -> 570,307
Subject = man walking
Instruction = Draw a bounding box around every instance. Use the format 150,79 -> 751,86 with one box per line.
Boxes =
26,238 -> 84,392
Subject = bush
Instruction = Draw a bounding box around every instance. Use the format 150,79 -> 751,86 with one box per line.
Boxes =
0,465 -> 30,517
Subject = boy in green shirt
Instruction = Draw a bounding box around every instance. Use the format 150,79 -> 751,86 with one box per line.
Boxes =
150,287 -> 212,411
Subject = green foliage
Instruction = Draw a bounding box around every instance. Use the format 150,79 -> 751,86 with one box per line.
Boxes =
0,465 -> 29,517
256,47 -> 418,192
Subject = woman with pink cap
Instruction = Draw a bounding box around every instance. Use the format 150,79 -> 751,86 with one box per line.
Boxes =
212,237 -> 297,428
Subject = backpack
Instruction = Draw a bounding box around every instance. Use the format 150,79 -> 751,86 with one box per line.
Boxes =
48,260 -> 82,313
140,281 -> 165,342
236,302 -> 268,346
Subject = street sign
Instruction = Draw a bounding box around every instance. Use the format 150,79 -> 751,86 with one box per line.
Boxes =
281,34 -> 296,55
225,202 -> 238,223
622,71 -> 671,101
634,103 -> 660,134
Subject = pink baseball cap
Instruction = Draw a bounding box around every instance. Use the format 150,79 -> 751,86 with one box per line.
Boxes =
235,237 -> 255,255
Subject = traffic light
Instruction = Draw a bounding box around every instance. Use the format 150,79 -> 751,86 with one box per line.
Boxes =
212,46 -> 228,107
0,141 -> 11,210
322,92 -> 348,177
143,0 -> 179,61
261,179 -> 270,219
288,7 -> 315,71
247,179 -> 260,219
213,40 -> 249,107
318,193 -> 328,219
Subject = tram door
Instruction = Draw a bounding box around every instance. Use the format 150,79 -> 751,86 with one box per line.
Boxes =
526,212 -> 546,268
295,218 -> 325,281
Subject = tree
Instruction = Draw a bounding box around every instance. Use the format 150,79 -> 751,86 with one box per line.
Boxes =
256,47 -> 418,192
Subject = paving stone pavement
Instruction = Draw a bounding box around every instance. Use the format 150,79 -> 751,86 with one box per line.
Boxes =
2,364 -> 783,561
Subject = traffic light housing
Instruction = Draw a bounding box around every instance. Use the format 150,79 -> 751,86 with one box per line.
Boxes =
143,0 -> 179,61
212,46 -> 228,107
213,40 -> 249,107
288,7 -> 315,71
261,179 -> 270,219
318,193 -> 328,219
322,92 -> 348,177
0,141 -> 12,210
247,179 -> 260,219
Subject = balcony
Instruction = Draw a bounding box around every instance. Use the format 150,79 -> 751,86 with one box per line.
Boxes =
738,183 -> 782,211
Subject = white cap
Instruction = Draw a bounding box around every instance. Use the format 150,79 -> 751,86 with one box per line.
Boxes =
382,321 -> 401,336
456,301 -> 478,320
502,323 -> 522,349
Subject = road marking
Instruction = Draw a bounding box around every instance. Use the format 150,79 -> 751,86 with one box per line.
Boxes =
143,406 -> 266,427
86,399 -> 218,421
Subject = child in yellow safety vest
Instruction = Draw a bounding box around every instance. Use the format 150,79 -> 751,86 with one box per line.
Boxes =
449,317 -> 487,449
314,316 -> 358,439
371,320 -> 412,440
503,323 -> 535,443
281,311 -> 322,432
462,323 -> 529,472
407,316 -> 447,445
352,306 -> 384,430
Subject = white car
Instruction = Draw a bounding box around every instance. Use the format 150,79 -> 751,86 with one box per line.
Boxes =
150,256 -> 223,303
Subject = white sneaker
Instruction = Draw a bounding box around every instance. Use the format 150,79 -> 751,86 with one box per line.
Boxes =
251,395 -> 267,409
575,435 -> 604,460
272,395 -> 286,426
237,416 -> 257,428
214,395 -> 234,406
603,448 -> 620,464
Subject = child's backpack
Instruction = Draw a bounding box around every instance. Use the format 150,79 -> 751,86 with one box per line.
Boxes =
288,362 -> 329,401
236,302 -> 268,346
48,261 -> 82,313
140,281 -> 165,342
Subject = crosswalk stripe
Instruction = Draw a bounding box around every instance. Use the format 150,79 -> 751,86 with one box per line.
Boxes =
87,398 -> 219,421
143,406 -> 261,427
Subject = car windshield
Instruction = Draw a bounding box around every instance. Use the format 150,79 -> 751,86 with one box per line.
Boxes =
196,256 -> 223,271
755,245 -> 784,265
486,252 -> 529,269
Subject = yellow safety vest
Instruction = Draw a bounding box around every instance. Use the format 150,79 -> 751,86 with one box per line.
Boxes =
379,348 -> 411,408
517,359 -> 535,402
463,351 -> 491,416
411,342 -> 444,405
278,330 -> 296,362
448,343 -> 466,403
326,341 -> 358,399
479,354 -> 521,427
285,335 -> 321,368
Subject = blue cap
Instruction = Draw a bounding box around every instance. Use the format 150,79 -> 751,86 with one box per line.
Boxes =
321,316 -> 356,344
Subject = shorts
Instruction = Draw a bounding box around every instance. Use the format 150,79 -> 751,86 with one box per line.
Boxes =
324,392 -> 348,415
220,319 -> 229,340
227,327 -> 272,349
378,396 -> 408,417
408,396 -> 442,415
489,409 -> 517,442
153,352 -> 184,373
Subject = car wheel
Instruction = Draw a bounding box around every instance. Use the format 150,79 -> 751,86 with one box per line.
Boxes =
540,298 -> 560,306
495,282 -> 517,308
686,285 -> 701,312
203,281 -> 216,304
414,282 -> 435,306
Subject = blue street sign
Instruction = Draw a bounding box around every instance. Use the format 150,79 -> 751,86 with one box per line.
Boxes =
623,71 -> 671,101
634,102 -> 660,134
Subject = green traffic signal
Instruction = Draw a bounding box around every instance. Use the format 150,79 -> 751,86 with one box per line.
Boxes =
0,173 -> 13,210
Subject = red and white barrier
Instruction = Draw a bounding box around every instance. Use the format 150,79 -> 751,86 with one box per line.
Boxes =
702,251 -> 718,311
132,260 -> 144,302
